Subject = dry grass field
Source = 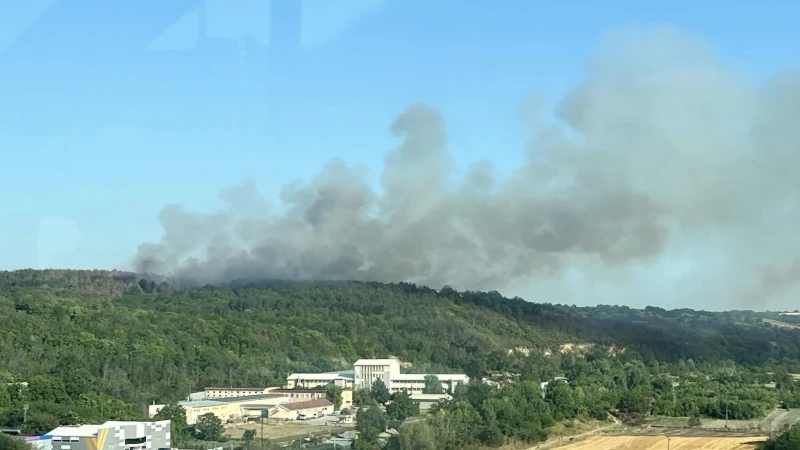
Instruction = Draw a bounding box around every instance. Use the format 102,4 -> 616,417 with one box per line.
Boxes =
555,435 -> 767,450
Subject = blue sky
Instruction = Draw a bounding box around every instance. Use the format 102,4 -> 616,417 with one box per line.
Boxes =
1,0 -> 798,307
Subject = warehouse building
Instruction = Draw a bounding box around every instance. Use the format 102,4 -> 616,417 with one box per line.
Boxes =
410,393 -> 451,411
269,388 -> 353,408
270,399 -> 334,420
40,420 -> 170,450
149,394 -> 290,424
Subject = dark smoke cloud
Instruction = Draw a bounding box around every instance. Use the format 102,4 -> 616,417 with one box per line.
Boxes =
134,26 -> 800,310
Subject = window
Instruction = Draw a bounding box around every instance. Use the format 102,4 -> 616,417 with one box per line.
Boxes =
124,437 -> 147,445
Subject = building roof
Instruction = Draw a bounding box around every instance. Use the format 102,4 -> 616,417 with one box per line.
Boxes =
409,394 -> 452,401
205,387 -> 266,391
279,399 -> 333,411
177,394 -> 288,409
47,425 -> 102,437
353,359 -> 400,366
214,393 -> 287,403
270,388 -> 327,393
178,400 -> 225,407
286,371 -> 354,380
392,374 -> 469,381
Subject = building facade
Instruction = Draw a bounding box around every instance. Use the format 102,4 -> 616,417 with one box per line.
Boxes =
353,359 -> 401,391
269,388 -> 353,409
43,421 -> 170,450
270,399 -> 334,420
149,394 -> 290,424
284,371 -> 354,389
287,358 -> 469,395
205,387 -> 272,399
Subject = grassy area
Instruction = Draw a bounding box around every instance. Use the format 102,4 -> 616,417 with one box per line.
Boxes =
225,422 -> 352,441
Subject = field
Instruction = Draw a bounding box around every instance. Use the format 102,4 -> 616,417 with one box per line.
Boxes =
224,421 -> 352,441
554,435 -> 767,450
647,408 -> 800,434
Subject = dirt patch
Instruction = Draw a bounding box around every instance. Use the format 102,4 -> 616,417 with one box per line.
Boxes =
555,435 -> 767,450
762,318 -> 800,329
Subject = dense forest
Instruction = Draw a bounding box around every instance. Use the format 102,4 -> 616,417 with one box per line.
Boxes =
1,269 -> 800,448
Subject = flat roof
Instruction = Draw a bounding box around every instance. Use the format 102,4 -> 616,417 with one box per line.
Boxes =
48,425 -> 101,437
354,359 -> 400,366
287,371 -> 354,380
178,400 -> 225,407
280,399 -> 333,411
392,374 -> 469,381
215,394 -> 287,403
205,387 -> 266,391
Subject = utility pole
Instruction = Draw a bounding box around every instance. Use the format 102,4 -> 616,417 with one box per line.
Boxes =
23,404 -> 29,423
667,435 -> 670,450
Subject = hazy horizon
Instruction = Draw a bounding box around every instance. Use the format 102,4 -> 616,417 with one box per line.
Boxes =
2,1 -> 799,311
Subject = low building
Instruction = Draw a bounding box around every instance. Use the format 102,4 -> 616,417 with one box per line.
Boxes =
204,387 -> 272,399
268,388 -> 353,409
285,371 -> 355,389
42,420 -> 170,450
390,374 -> 469,394
270,399 -> 334,420
409,393 -> 451,411
149,393 -> 291,424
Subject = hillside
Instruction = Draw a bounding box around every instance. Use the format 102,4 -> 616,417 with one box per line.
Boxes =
2,269 -> 800,443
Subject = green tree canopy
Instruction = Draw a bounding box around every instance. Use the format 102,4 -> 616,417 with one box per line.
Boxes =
423,374 -> 443,394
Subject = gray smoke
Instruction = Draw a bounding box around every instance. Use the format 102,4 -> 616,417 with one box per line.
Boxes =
134,26 -> 800,310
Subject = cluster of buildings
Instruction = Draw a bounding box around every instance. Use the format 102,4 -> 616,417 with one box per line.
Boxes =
12,421 -> 171,450
286,358 -> 469,394
148,358 -> 468,425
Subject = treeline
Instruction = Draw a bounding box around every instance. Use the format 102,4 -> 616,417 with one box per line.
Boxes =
1,269 -> 800,443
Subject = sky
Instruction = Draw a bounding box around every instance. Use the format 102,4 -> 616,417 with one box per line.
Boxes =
1,0 -> 798,310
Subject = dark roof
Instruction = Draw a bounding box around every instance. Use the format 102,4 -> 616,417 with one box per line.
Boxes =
215,394 -> 287,403
281,399 -> 333,411
205,387 -> 265,391
270,389 -> 326,394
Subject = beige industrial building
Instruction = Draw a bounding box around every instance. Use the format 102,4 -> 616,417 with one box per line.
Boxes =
269,388 -> 353,409
270,399 -> 334,420
148,394 -> 290,424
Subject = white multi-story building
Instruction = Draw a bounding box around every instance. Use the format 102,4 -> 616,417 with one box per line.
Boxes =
353,359 -> 401,390
389,373 -> 470,394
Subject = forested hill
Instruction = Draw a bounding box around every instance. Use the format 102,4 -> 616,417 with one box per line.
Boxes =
2,269 -> 800,431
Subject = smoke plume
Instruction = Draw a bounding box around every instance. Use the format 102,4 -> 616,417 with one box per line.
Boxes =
134,26 -> 800,310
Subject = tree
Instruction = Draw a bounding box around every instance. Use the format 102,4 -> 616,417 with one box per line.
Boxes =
356,406 -> 387,446
688,414 -> 701,427
325,384 -> 343,410
545,382 -> 577,421
242,429 -> 256,444
353,389 -> 375,407
396,421 -> 436,450
153,403 -> 190,447
386,391 -> 419,421
0,434 -> 32,450
371,379 -> 390,405
759,423 -> 800,450
423,374 -> 443,394
194,413 -> 224,441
